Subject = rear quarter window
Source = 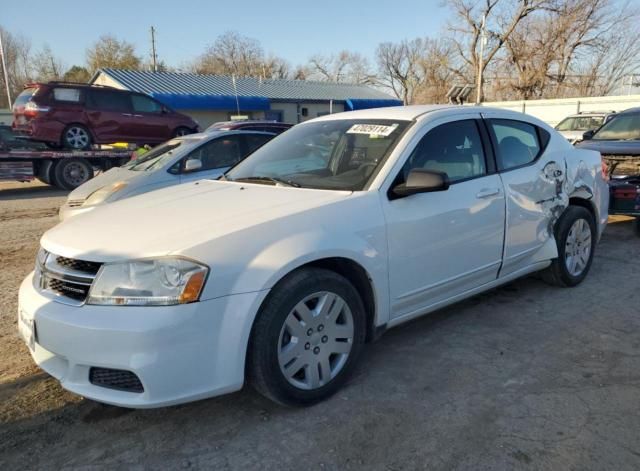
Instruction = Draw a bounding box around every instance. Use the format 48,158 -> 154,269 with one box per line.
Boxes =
53,88 -> 82,102
13,88 -> 37,107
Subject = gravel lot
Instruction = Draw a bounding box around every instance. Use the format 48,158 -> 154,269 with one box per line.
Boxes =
0,180 -> 639,470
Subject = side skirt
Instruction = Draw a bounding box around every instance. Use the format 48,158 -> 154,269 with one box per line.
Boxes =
386,260 -> 551,329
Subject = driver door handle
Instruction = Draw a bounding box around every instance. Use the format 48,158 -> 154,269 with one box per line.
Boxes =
476,188 -> 502,199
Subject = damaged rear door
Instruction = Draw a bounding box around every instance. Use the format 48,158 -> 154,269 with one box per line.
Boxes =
483,116 -> 567,277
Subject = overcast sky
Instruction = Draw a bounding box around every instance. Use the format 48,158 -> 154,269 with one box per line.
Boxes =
3,0 -> 451,70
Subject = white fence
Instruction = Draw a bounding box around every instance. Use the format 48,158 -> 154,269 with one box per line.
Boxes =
480,95 -> 640,126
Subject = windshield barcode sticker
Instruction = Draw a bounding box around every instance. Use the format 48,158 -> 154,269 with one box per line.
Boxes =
346,123 -> 399,137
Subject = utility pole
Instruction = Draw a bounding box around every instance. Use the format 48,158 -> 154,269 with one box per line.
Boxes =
150,26 -> 158,72
0,30 -> 12,107
475,14 -> 487,105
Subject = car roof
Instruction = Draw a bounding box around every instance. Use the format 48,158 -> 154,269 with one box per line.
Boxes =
178,130 -> 276,142
310,104 -> 552,123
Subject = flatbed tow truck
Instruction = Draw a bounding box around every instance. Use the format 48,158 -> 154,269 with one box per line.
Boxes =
0,147 -> 133,190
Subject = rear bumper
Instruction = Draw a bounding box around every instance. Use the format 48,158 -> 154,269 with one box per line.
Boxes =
14,118 -> 64,143
18,272 -> 269,408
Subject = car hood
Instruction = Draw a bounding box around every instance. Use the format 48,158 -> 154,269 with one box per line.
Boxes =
43,180 -> 351,261
67,166 -> 153,201
575,139 -> 640,155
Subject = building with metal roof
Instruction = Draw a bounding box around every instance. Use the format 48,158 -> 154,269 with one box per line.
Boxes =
91,68 -> 402,127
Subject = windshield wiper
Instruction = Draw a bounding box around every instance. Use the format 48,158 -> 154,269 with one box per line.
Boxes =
231,176 -> 301,187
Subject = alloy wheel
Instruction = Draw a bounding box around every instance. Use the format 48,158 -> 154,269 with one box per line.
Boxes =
65,127 -> 90,149
277,291 -> 354,390
564,218 -> 592,276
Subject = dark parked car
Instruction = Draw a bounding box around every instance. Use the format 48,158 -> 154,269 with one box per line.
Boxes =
12,82 -> 199,150
207,120 -> 293,134
576,107 -> 640,236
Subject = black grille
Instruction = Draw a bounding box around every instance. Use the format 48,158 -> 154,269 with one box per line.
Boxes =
48,278 -> 90,301
55,256 -> 102,275
89,367 -> 144,393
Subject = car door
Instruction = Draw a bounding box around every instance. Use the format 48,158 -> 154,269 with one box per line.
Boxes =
178,134 -> 245,183
130,95 -> 172,142
382,115 -> 506,320
85,90 -> 135,142
482,115 -> 557,277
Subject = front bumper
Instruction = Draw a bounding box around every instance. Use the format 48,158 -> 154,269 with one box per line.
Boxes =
18,272 -> 269,408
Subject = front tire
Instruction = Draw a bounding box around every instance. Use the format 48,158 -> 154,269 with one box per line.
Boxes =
248,268 -> 366,406
633,218 -> 640,237
173,127 -> 193,138
541,206 -> 596,287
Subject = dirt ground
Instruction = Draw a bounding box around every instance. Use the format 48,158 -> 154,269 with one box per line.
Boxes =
0,180 -> 639,470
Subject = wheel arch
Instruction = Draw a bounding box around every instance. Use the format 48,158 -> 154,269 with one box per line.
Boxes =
62,122 -> 96,144
255,256 -> 381,345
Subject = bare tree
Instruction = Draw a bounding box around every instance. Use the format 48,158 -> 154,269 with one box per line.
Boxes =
0,26 -> 33,107
193,31 -> 290,79
375,39 -> 426,104
413,39 -> 457,104
306,51 -> 375,84
86,35 -> 141,73
448,0 -> 554,101
496,0 -> 640,99
31,45 -> 65,82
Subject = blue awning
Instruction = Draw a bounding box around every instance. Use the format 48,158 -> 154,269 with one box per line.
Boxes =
345,98 -> 403,111
151,93 -> 271,111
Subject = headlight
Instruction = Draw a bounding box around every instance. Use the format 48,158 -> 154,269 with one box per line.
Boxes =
82,181 -> 128,206
87,257 -> 208,306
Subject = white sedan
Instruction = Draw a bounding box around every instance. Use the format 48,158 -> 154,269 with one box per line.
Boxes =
18,105 -> 608,407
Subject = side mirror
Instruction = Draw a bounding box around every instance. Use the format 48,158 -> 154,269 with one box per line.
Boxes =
392,169 -> 449,198
183,158 -> 202,173
161,106 -> 170,114
582,129 -> 595,141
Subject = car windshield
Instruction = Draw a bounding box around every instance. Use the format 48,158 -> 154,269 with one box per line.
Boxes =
556,116 -> 604,132
124,141 -> 184,171
592,113 -> 640,140
225,119 -> 410,191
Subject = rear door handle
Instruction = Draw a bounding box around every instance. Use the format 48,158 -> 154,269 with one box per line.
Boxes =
121,113 -> 132,117
133,114 -> 143,118
476,188 -> 502,199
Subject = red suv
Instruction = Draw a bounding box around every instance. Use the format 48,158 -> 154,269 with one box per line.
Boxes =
13,82 -> 199,149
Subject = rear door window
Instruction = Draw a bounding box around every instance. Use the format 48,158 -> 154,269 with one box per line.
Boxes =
184,135 -> 243,171
132,95 -> 163,114
488,119 -> 544,171
87,90 -> 131,112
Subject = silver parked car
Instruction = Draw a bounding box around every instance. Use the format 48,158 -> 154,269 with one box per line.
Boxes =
554,111 -> 616,142
59,131 -> 276,220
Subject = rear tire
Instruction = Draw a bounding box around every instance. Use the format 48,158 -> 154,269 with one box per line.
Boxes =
51,158 -> 94,190
62,124 -> 92,150
34,160 -> 54,185
541,206 -> 596,287
248,268 -> 366,406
